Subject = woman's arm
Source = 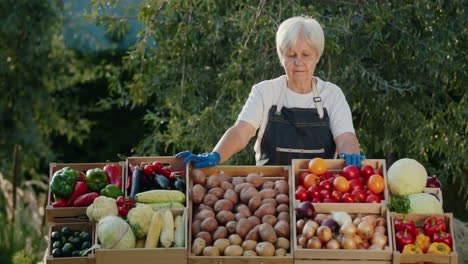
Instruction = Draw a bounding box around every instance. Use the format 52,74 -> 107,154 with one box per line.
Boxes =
213,120 -> 257,163
335,132 -> 360,154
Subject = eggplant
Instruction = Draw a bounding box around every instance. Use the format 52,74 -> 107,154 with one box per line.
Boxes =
174,178 -> 186,192
130,167 -> 144,198
155,173 -> 171,189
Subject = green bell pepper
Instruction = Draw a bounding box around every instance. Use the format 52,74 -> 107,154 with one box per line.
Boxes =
85,168 -> 108,192
50,167 -> 79,198
100,184 -> 123,198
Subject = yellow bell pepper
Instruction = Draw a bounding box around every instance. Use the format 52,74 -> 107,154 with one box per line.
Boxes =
427,242 -> 451,254
415,234 -> 431,253
402,244 -> 423,254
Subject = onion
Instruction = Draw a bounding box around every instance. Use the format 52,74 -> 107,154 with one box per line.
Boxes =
302,225 -> 315,239
353,234 -> 363,247
316,226 -> 332,243
375,217 -> 386,227
305,220 -> 319,231
326,239 -> 340,249
374,226 -> 386,235
361,215 -> 377,226
296,202 -> 316,219
332,211 -> 352,227
313,214 -> 329,224
321,218 -> 339,233
297,235 -> 307,248
339,223 -> 357,235
426,175 -> 441,188
361,239 -> 370,249
296,219 -> 305,235
341,234 -> 357,249
371,233 -> 388,248
353,217 -> 362,226
306,237 -> 323,249
357,222 -> 374,240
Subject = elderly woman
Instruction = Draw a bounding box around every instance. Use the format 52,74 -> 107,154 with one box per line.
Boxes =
177,16 -> 365,167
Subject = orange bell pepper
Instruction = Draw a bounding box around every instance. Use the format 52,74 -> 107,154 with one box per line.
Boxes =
415,233 -> 431,253
427,242 -> 451,254
402,244 -> 423,254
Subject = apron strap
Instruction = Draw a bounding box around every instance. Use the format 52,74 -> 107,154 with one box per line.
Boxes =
275,80 -> 287,115
312,79 -> 324,119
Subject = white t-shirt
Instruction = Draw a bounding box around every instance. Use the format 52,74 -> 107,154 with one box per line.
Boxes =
237,75 -> 355,162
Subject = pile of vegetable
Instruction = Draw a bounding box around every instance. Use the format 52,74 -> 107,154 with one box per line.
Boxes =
128,161 -> 186,207
394,216 -> 452,255
296,204 -> 389,250
190,169 -> 291,257
50,164 -> 123,207
295,158 -> 385,204
49,226 -> 92,258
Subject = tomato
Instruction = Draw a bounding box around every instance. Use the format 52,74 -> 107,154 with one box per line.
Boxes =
341,165 -> 360,180
342,193 -> 355,203
304,174 -> 320,188
116,196 -> 126,207
298,171 -> 309,186
367,175 -> 385,194
366,189 -> 376,197
358,176 -> 367,186
360,165 -> 375,178
307,187 -> 321,199
333,176 -> 350,193
295,187 -> 308,202
308,158 -> 327,175
143,165 -> 155,176
312,198 -> 322,203
352,189 -> 366,203
323,198 -> 335,203
349,179 -> 363,191
319,179 -> 332,191
319,171 -> 333,180
366,194 -> 381,203
320,190 -> 331,199
331,190 -> 343,202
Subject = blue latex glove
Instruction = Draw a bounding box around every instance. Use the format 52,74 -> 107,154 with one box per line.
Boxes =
340,153 -> 366,167
175,151 -> 221,168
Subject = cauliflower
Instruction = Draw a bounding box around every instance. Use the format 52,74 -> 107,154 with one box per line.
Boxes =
127,204 -> 154,239
388,158 -> 427,196
86,196 -> 118,222
408,193 -> 443,214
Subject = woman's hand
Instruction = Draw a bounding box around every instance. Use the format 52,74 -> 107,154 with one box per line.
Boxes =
175,151 -> 221,168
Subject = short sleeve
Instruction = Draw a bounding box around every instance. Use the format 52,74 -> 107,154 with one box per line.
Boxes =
327,85 -> 355,138
237,85 -> 264,129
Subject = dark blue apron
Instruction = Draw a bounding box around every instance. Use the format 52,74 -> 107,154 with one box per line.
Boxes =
257,80 -> 336,165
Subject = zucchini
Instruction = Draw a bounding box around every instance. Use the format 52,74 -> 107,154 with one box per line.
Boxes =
159,209 -> 174,248
174,211 -> 185,247
145,211 -> 163,248
135,190 -> 185,204
130,167 -> 144,198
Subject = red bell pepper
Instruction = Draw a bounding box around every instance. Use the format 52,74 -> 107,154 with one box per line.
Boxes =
104,164 -> 122,188
415,227 -> 425,236
52,199 -> 67,207
79,172 -> 87,182
73,192 -> 100,207
424,216 -> 446,238
394,217 -> 416,236
66,182 -> 89,206
396,229 -> 415,252
433,229 -> 453,248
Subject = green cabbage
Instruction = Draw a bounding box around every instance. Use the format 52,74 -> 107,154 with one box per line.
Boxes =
388,158 -> 427,196
97,216 -> 136,249
408,193 -> 443,214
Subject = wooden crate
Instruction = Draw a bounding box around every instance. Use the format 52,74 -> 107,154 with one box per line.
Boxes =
46,222 -> 95,264
125,156 -> 189,206
391,213 -> 458,264
46,162 -> 126,223
292,159 -> 388,214
293,204 -> 394,262
95,207 -> 188,264
188,166 -> 294,264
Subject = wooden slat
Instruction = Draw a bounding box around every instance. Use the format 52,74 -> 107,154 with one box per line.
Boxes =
296,260 -> 391,264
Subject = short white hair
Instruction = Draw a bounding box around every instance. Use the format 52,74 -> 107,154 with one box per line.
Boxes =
276,16 -> 325,66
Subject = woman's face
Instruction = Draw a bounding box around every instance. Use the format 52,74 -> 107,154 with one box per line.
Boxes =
283,34 -> 318,85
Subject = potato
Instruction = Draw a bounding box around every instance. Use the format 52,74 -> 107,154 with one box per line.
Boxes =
224,245 -> 243,256
262,215 -> 278,226
200,217 -> 218,232
192,238 -> 206,256
276,194 -> 289,204
274,180 -> 288,194
262,198 -> 277,207
236,218 -> 253,238
275,237 -> 290,250
234,182 -> 253,194
192,184 -> 207,204
243,250 -> 257,256
242,240 -> 258,251
192,169 -> 207,185
206,175 -> 220,189
256,242 -> 275,256
262,181 -> 275,189
276,204 -> 289,214
195,209 -> 215,221
246,173 -> 264,188
223,189 -> 238,205
235,213 -> 247,221
216,210 -> 235,224
235,204 -> 252,217
197,203 -> 213,212
208,187 -> 225,199
220,181 -> 234,191
214,199 -> 234,213
275,248 -> 287,256
255,203 -> 276,218
247,216 -> 261,226
218,173 -> 233,183
196,231 -> 212,246
259,223 -> 277,244
228,234 -> 242,246
192,220 -> 201,235
277,212 -> 290,222
274,220 -> 290,238
232,177 -> 245,185
213,226 -> 228,240
203,193 -> 218,207
248,196 -> 262,212
225,221 -> 237,234
203,246 -> 220,256
260,189 -> 277,199
240,186 -> 261,203
245,226 -> 259,241
213,238 -> 230,255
